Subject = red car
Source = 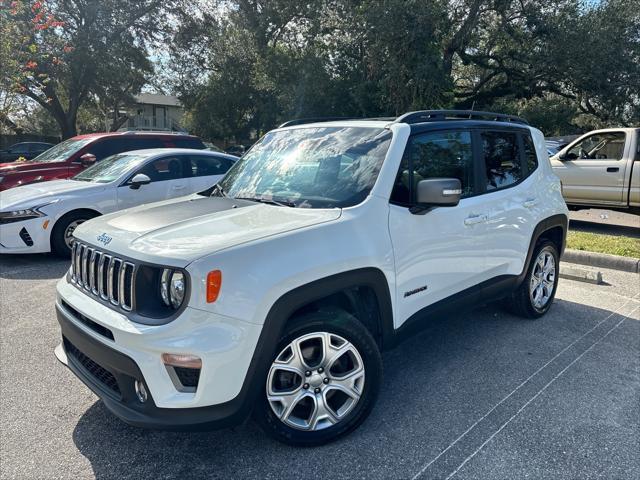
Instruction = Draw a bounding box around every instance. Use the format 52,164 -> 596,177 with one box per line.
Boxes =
0,132 -> 205,191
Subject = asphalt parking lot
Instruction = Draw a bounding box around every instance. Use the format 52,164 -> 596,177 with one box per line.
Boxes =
0,255 -> 638,480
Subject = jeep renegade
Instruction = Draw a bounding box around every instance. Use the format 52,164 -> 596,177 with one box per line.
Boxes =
54,110 -> 569,446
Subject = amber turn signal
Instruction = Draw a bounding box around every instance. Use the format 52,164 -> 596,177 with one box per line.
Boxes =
161,353 -> 202,369
206,270 -> 222,303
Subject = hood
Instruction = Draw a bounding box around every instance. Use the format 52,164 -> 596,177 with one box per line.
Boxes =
73,195 -> 342,264
0,160 -> 62,173
0,179 -> 105,210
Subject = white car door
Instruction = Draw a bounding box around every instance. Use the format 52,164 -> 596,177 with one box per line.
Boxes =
475,129 -> 536,279
388,130 -> 488,326
116,155 -> 191,210
187,154 -> 236,191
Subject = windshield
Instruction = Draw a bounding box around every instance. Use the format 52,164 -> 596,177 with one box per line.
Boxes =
73,153 -> 150,183
218,126 -> 392,208
29,138 -> 93,163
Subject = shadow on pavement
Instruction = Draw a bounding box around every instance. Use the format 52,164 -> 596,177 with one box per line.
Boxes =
0,254 -> 69,280
70,298 -> 638,480
569,219 -> 640,238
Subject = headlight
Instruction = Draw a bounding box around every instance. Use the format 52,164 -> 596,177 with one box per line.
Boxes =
0,208 -> 45,224
0,201 -> 57,225
160,269 -> 186,309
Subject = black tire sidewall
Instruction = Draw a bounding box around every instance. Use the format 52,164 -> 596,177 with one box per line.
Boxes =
51,211 -> 95,257
255,310 -> 382,446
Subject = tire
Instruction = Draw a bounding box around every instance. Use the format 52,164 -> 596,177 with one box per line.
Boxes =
507,240 -> 560,319
254,308 -> 382,446
51,210 -> 98,257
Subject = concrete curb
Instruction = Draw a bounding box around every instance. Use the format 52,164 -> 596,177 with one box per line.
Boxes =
563,249 -> 640,273
559,264 -> 603,284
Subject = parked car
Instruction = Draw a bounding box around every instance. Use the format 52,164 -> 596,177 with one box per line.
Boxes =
0,142 -> 55,162
0,149 -> 236,256
54,110 -> 568,446
545,140 -> 562,157
204,143 -> 225,153
225,144 -> 246,156
0,132 -> 205,192
550,128 -> 640,213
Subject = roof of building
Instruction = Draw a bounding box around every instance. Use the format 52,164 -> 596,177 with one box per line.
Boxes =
134,93 -> 181,107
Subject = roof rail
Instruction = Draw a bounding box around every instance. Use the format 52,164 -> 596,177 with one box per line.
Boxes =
394,110 -> 528,125
119,130 -> 188,135
279,117 -> 357,128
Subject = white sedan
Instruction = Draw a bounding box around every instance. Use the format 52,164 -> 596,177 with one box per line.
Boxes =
0,148 -> 237,256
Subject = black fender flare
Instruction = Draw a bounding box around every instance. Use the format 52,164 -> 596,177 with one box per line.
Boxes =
516,213 -> 568,285
233,268 -> 394,416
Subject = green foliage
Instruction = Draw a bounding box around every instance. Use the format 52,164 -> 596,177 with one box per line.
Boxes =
169,0 -> 639,142
1,0 -> 172,138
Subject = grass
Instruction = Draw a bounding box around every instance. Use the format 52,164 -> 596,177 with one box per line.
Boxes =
566,231 -> 640,258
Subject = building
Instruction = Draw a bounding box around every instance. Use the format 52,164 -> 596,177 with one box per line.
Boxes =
122,94 -> 186,132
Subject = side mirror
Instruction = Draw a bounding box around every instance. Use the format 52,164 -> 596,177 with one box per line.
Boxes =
79,153 -> 97,166
412,178 -> 462,214
129,173 -> 151,190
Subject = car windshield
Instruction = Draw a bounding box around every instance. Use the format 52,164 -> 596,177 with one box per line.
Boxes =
73,153 -> 150,183
29,138 -> 93,163
217,126 -> 392,208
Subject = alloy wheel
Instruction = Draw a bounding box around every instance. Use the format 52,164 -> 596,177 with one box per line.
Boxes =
266,331 -> 365,431
529,249 -> 556,309
64,219 -> 86,249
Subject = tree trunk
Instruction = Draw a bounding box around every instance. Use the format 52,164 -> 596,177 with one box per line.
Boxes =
110,115 -> 129,132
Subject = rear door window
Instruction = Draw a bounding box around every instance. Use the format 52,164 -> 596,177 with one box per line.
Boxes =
189,155 -> 235,176
120,138 -> 164,151
523,134 -> 538,174
174,138 -> 205,149
481,131 -> 523,191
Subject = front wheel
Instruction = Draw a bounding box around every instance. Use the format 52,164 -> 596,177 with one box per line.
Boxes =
51,210 -> 98,257
507,240 -> 560,318
254,309 -> 382,446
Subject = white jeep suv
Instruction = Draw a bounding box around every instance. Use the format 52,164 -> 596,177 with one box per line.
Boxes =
54,110 -> 568,446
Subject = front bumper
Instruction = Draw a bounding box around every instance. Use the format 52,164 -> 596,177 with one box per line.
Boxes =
55,277 -> 264,430
0,216 -> 51,254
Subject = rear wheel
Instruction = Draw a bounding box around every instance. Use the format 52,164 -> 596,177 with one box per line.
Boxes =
254,309 -> 382,446
51,210 -> 98,257
507,240 -> 559,318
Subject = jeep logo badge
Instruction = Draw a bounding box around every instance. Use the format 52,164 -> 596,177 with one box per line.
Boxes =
96,233 -> 113,246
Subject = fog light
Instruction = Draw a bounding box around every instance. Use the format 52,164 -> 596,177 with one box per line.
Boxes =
134,380 -> 148,403
162,353 -> 202,369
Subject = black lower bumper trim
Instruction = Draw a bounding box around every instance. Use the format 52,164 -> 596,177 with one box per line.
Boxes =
55,303 -> 251,431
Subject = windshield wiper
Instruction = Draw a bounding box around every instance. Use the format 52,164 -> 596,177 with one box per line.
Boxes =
235,196 -> 296,208
209,184 -> 228,197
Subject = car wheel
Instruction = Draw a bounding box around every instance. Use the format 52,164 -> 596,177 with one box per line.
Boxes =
507,240 -> 559,318
254,309 -> 382,446
51,211 -> 98,257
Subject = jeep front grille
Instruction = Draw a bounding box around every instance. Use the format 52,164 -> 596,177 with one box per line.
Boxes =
70,242 -> 135,311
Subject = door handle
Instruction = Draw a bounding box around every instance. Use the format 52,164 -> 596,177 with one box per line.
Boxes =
464,214 -> 488,226
606,167 -> 619,173
523,198 -> 538,208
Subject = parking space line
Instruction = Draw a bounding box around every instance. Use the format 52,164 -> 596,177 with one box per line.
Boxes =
410,293 -> 639,480
444,306 -> 637,480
